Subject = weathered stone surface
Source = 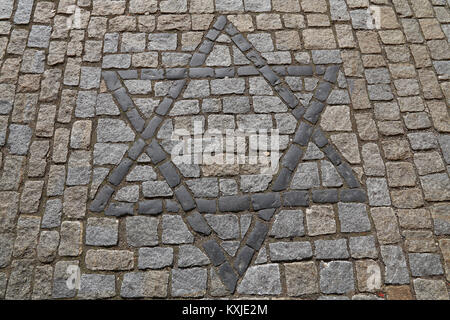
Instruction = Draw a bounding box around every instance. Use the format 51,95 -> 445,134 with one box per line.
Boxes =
37,231 -> 59,263
162,215 -> 194,244
380,246 -> 410,285
86,218 -> 118,247
204,214 -> 239,240
371,207 -> 401,245
349,236 -> 378,259
386,285 -> 413,300
31,265 -> 53,300
285,261 -> 318,296
59,221 -> 82,257
315,239 -> 349,260
319,261 -> 355,294
77,274 -> 116,300
420,173 -> 450,201
237,264 -> 282,295
171,268 -> 207,297
270,210 -> 304,238
306,205 -> 336,236
138,247 -> 173,270
413,279 -> 449,300
126,216 -> 159,247
355,260 -> 382,293
13,215 -> 40,259
338,203 -> 371,233
179,245 -> 210,268
121,271 -> 169,298
5,259 -> 34,300
269,242 -> 312,261
408,253 -> 443,276
85,250 -> 134,271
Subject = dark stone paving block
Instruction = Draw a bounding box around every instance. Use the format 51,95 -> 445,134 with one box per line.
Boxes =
315,239 -> 349,260
175,185 -> 196,212
166,68 -> 187,79
166,200 -> 180,213
272,66 -> 287,76
312,129 -> 328,148
340,189 -> 367,202
408,253 -> 444,276
336,163 -> 360,189
294,122 -> 313,146
315,65 -> 326,75
218,262 -> 238,293
190,53 -> 206,67
214,16 -> 227,30
292,106 -> 306,120
304,101 -> 325,124
206,29 -> 220,41
141,69 -> 164,80
324,65 -> 340,83
323,145 -> 342,166
159,162 -> 180,188
237,66 -> 259,76
275,84 -> 299,108
186,212 -> 211,236
234,246 -> 255,276
282,191 -> 309,207
312,189 -> 338,203
260,65 -> 281,86
258,208 -> 276,221
102,71 -> 121,91
155,97 -> 173,116
128,139 -> 145,160
196,199 -> 216,213
190,67 -> 214,78
203,240 -> 226,266
252,193 -> 281,211
314,82 -> 332,101
126,108 -> 145,132
142,116 -> 163,139
246,50 -> 266,68
138,200 -> 163,215
215,67 -> 235,78
225,23 -> 238,36
232,34 -> 251,52
287,66 -> 313,76
146,140 -> 166,164
118,70 -> 138,79
90,185 -> 114,212
108,158 -> 133,186
168,80 -> 186,99
272,167 -> 293,192
246,222 -> 269,250
105,202 -> 134,217
282,145 -> 303,171
113,88 -> 133,111
199,40 -> 214,54
218,195 -> 250,212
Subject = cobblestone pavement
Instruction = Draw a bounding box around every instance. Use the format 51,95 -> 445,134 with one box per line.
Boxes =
0,0 -> 449,300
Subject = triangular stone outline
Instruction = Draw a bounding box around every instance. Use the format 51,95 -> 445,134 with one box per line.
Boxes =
90,15 -> 367,294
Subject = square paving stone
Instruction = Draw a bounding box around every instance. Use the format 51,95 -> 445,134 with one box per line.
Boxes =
319,261 -> 355,294
338,203 -> 371,233
171,268 -> 207,297
126,216 -> 159,247
85,218 -> 119,247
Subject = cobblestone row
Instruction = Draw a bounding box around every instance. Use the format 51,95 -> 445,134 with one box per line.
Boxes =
0,0 -> 448,300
